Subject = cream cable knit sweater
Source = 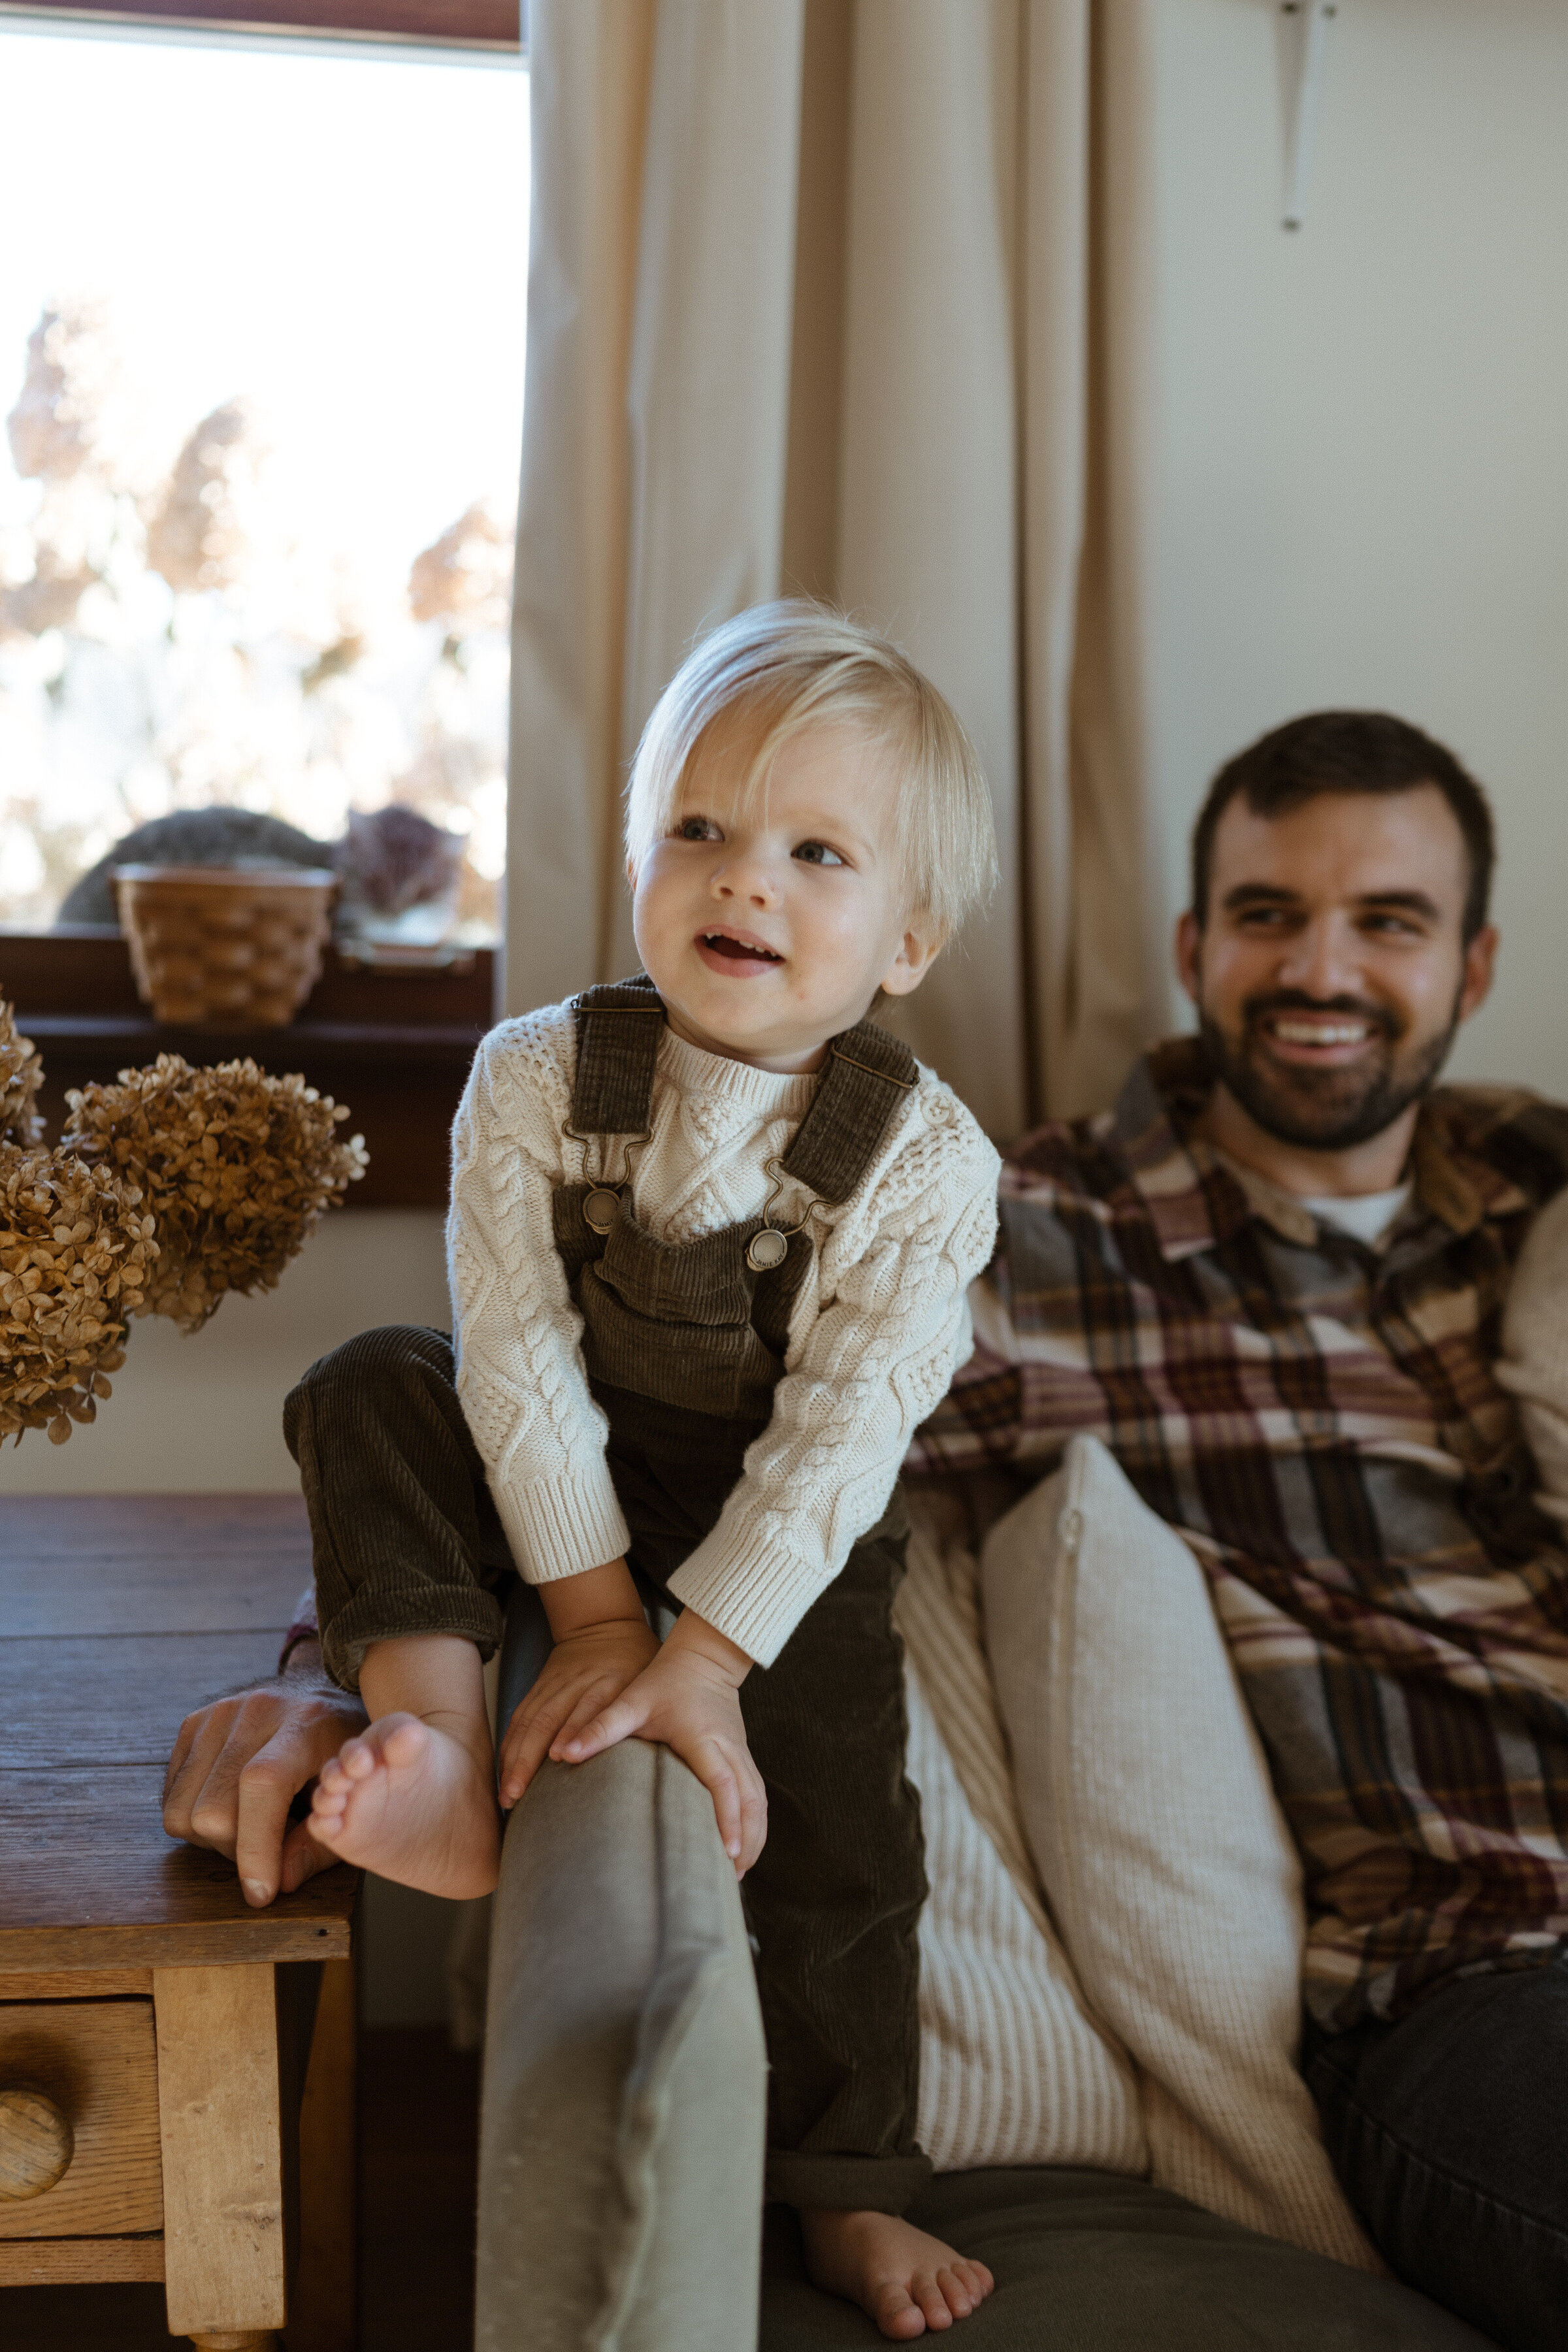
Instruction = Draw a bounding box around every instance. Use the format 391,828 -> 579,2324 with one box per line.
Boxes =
446,1001 -> 1001,1665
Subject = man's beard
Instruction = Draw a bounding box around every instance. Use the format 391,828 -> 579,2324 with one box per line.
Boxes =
1196,987 -> 1462,1153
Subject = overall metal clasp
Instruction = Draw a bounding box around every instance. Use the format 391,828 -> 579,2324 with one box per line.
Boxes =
563,1123 -> 651,1235
745,1158 -> 825,1273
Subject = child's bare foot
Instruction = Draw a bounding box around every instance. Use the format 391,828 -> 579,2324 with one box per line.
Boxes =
309,1714 -> 500,1899
800,2209 -> 995,2340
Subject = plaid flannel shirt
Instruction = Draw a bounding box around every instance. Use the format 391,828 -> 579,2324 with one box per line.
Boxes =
912,1039 -> 1568,2030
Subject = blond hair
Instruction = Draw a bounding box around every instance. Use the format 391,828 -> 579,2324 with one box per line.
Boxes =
624,601 -> 998,943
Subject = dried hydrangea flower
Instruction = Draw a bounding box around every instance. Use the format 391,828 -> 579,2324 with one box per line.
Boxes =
62,1052 -> 368,1333
0,1143 -> 152,1445
0,1000 -> 44,1147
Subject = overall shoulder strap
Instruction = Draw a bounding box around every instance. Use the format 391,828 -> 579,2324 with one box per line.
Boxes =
570,974 -> 664,1134
780,1019 -> 918,1205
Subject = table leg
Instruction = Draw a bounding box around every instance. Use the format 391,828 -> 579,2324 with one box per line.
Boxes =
154,1963 -> 287,2344
287,1955 -> 357,2352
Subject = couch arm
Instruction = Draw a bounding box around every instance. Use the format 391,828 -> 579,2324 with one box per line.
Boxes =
476,1588 -> 767,2352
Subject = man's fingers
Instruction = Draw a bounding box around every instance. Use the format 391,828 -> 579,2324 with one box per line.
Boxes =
162,1706 -> 206,1805
162,1705 -> 239,1840
279,1814 -> 338,1895
232,1736 -> 316,1906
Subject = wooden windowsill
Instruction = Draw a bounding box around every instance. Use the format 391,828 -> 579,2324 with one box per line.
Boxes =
22,1012 -> 488,1061
2,928 -> 497,1209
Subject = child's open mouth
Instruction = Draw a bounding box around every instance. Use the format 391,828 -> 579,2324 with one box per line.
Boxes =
696,930 -> 783,974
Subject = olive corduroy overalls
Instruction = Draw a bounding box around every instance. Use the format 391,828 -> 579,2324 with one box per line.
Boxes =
287,977 -> 933,2212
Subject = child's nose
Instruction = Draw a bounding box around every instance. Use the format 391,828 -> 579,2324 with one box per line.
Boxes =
713,852 -> 780,907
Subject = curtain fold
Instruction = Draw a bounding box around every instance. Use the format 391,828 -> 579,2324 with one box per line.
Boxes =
508,0 -> 1157,1132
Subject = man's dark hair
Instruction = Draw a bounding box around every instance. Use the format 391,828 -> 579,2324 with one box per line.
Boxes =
1190,711 -> 1496,943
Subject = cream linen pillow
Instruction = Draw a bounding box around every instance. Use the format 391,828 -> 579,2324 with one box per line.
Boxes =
979,1434 -> 1378,2271
897,1498 -> 1148,2177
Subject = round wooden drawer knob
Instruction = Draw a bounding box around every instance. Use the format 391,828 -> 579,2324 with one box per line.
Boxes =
0,2087 -> 74,2200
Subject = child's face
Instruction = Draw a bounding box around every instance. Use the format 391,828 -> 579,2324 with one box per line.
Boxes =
629,719 -> 939,1071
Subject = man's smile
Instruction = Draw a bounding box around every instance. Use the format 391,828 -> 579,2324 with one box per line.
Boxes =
1259,1012 -> 1380,1064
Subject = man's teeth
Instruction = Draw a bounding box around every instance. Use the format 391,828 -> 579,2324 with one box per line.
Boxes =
1271,1019 -> 1369,1045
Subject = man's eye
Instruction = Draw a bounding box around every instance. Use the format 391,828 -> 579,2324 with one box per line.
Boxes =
1363,914 -> 1420,938
793,840 -> 846,868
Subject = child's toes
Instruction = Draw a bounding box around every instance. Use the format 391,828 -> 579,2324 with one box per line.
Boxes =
936,2268 -> 973,2317
380,1717 -> 429,1767
871,2287 -> 926,2341
336,1735 -> 380,1781
959,2248 -> 992,2305
913,2273 -> 954,2330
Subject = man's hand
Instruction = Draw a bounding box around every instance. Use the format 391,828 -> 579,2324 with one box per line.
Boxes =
556,1610 -> 767,1875
497,1614 -> 660,1809
161,1638 -> 367,1908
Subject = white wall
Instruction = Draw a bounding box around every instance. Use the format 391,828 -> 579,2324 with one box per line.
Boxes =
0,1208 -> 450,1494
1130,0 -> 1568,1094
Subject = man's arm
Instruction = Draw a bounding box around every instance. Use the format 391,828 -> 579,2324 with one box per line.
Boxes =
161,1633 -> 368,1907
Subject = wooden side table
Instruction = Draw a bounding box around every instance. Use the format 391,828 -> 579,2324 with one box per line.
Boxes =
0,1495 -> 360,2350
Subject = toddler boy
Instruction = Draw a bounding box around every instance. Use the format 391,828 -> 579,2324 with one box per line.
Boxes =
297,602 -> 1002,2337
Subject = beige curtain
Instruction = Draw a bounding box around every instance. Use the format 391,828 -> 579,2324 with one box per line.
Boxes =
508,0 -> 1159,1133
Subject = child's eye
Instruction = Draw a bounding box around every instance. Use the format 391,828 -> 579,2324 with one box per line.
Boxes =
793,840 -> 846,868
676,815 -> 720,842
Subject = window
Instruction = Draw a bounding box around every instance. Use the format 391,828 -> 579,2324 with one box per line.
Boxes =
0,5 -> 528,942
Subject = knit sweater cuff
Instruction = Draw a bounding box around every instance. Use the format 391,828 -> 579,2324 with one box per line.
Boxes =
667,1530 -> 822,1668
493,1469 -> 631,1586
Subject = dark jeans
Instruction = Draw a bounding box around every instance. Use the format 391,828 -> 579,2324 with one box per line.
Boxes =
1305,1953 -> 1568,2352
285,1323 -> 930,2215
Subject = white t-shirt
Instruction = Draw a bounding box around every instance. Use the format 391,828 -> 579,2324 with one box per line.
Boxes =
1298,1183 -> 1412,1250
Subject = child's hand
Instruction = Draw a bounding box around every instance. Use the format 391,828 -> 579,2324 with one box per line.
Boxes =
498,1614 -> 659,1808
557,1612 -> 766,1874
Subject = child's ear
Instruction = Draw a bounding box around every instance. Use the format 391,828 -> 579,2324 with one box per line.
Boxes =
878,921 -> 945,1000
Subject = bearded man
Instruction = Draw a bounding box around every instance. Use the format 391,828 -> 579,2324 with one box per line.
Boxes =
915,710 -> 1568,2352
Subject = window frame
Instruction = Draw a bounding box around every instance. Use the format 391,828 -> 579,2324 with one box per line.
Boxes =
0,0 -> 516,1117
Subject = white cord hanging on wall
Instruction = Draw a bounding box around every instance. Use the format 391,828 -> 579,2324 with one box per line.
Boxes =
1279,1 -> 1337,229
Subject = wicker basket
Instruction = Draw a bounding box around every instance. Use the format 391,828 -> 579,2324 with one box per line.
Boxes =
112,864 -> 338,1026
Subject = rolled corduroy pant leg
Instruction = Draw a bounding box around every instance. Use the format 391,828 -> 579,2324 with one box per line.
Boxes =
738,1522 -> 932,2216
283,1324 -> 509,1693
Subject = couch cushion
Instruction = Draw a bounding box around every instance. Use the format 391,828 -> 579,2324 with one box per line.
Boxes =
475,1737 -> 766,2352
898,1499 -> 1148,2176
981,1435 -> 1376,2268
760,2168 -> 1497,2349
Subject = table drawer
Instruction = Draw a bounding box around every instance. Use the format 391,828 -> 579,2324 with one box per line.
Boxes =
0,1997 -> 163,2238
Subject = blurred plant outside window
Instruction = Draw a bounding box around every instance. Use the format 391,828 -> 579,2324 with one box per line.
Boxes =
0,22 -> 527,943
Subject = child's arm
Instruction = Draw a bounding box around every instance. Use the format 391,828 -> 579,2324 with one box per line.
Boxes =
497,1558 -> 767,1873
666,1106 -> 1002,1668
447,1016 -> 634,1604
1498,1184 -> 1568,1522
